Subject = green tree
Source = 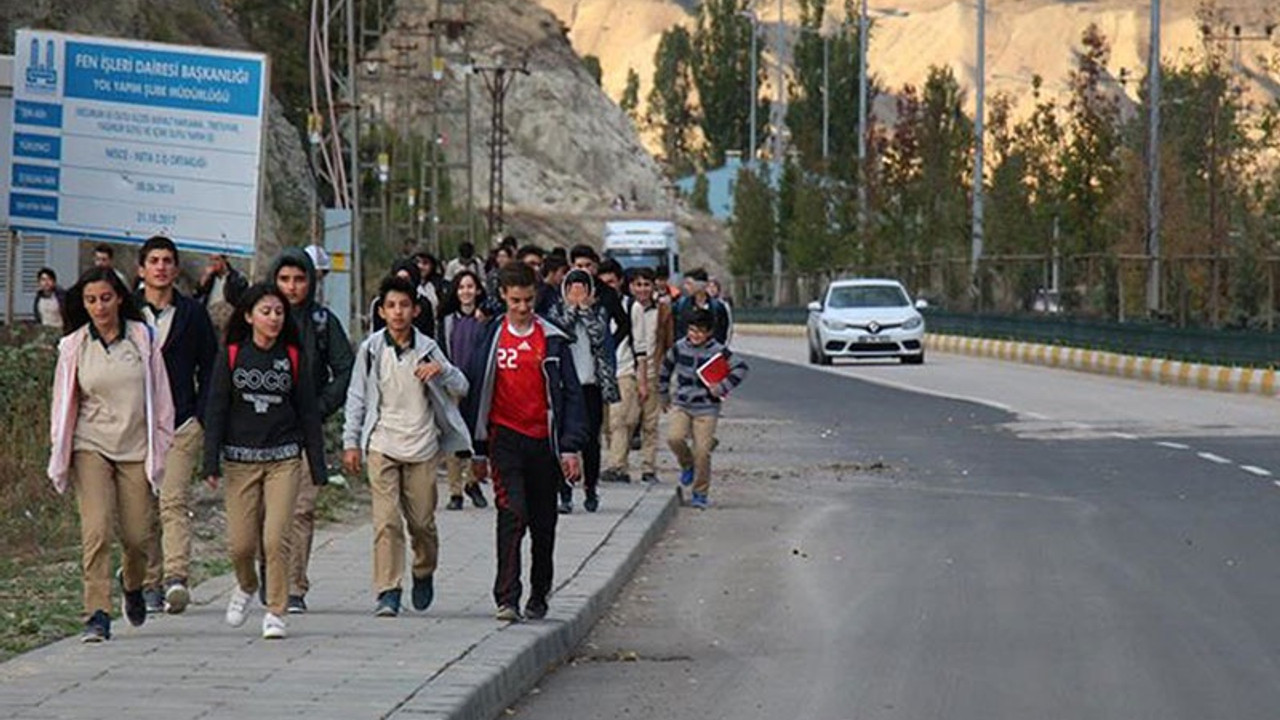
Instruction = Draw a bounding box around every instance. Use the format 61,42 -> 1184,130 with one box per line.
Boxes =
786,0 -> 864,179
620,67 -> 641,120
1058,24 -> 1121,258
692,173 -> 711,212
728,166 -> 776,278
691,0 -> 767,167
646,27 -> 698,173
583,55 -> 603,86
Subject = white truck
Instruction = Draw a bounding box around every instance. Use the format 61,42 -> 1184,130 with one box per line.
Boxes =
602,220 -> 680,278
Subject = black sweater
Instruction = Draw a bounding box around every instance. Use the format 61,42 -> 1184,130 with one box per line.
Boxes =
202,339 -> 326,484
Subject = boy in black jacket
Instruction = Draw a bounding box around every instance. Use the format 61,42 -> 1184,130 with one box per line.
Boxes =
463,263 -> 587,622
136,236 -> 219,615
269,248 -> 355,614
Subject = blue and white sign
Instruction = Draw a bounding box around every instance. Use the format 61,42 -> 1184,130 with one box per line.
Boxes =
9,30 -> 269,256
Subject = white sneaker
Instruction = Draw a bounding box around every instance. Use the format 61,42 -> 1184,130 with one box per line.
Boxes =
225,586 -> 252,628
262,612 -> 287,640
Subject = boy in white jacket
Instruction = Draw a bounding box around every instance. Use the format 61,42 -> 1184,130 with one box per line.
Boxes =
342,276 -> 472,616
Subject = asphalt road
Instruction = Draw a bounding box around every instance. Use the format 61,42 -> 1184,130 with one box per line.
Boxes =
509,341 -> 1280,720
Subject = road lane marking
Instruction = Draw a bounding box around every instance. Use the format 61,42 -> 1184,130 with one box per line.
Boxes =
1111,432 -> 1138,440
1242,465 -> 1272,477
1156,441 -> 1191,450
1197,452 -> 1232,465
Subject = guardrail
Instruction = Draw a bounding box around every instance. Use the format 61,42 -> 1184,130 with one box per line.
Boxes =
731,306 -> 1280,369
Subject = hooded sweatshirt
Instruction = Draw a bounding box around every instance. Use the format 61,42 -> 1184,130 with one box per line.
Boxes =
266,247 -> 355,419
546,270 -> 620,404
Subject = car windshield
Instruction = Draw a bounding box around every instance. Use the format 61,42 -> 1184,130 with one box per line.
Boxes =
827,285 -> 909,309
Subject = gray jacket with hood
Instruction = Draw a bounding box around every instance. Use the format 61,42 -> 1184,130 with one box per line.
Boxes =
341,327 -> 473,457
267,247 -> 355,419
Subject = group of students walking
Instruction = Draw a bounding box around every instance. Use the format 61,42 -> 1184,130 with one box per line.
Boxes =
45,234 -> 747,644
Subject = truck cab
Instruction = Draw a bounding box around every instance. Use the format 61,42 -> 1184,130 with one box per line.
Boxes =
602,220 -> 679,278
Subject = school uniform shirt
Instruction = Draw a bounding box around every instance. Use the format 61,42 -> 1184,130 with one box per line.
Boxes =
36,294 -> 62,329
73,327 -> 148,462
488,319 -> 550,440
367,337 -> 439,463
142,303 -> 177,352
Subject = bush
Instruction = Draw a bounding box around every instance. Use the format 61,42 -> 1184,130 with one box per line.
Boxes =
0,330 -> 74,559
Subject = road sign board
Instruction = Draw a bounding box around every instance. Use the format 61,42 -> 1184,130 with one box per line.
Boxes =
8,30 -> 269,256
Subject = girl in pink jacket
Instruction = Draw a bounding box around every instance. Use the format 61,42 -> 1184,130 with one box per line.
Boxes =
47,267 -> 174,643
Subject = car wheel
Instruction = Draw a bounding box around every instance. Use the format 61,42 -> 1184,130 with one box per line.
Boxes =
901,352 -> 925,365
807,336 -> 819,365
819,349 -> 834,366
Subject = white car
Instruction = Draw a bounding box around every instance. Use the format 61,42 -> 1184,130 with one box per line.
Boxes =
806,279 -> 927,365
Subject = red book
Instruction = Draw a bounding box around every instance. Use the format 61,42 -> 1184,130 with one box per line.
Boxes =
696,351 -> 731,388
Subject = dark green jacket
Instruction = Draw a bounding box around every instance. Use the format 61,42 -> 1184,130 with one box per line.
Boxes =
267,247 -> 355,419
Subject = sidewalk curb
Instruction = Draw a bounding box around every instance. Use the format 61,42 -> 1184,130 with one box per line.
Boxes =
396,487 -> 679,720
737,324 -> 1278,397
926,333 -> 1278,397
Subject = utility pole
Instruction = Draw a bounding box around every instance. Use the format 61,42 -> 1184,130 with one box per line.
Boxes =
739,10 -> 758,164
857,0 -> 869,234
426,0 -> 476,257
474,61 -> 529,240
970,0 -> 986,292
822,34 -> 830,160
1145,0 -> 1161,316
773,0 -> 784,305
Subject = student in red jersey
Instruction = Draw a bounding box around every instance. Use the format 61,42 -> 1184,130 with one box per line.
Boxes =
461,263 -> 587,622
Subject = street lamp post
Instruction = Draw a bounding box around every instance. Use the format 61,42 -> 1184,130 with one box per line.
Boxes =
857,0 -> 870,231
971,0 -> 986,294
739,10 -> 758,163
1146,0 -> 1161,316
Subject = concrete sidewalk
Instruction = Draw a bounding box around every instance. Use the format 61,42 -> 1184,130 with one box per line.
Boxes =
0,482 -> 676,720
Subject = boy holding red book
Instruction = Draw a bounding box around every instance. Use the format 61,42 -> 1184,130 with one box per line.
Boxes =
658,308 -> 749,509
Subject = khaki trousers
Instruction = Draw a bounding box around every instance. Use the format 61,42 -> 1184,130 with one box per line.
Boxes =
144,420 -> 204,587
72,452 -> 154,618
606,374 -> 642,473
368,452 -> 440,593
225,459 -> 300,616
637,371 -> 661,475
666,409 -> 718,496
288,465 -> 318,597
445,454 -> 473,497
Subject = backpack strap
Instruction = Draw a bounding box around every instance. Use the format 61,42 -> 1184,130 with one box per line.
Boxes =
287,344 -> 300,385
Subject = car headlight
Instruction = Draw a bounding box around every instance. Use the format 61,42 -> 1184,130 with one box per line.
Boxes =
902,315 -> 923,330
821,318 -> 847,331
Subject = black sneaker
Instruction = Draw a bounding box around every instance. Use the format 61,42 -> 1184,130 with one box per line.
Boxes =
374,588 -> 401,617
446,495 -> 464,511
286,594 -> 308,614
525,596 -> 548,620
122,588 -> 146,628
411,574 -> 435,612
584,491 -> 599,513
143,587 -> 165,614
465,483 -> 488,508
602,469 -> 631,483
81,610 -> 111,643
558,498 -> 573,514
116,569 -> 146,627
641,472 -> 659,484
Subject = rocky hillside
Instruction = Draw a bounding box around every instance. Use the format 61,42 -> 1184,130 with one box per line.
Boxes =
544,0 -> 1279,132
378,0 -> 729,276
1,0 -> 317,274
